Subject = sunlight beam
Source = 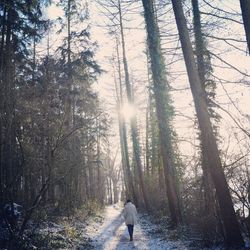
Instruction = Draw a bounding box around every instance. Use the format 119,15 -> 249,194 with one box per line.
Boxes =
120,103 -> 136,121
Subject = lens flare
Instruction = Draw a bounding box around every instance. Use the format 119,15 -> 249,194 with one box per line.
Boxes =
120,103 -> 136,121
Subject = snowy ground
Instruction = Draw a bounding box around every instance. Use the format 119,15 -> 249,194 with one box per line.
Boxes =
85,204 -> 190,250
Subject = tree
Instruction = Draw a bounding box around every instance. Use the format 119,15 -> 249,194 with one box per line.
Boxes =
192,0 -> 217,217
171,0 -> 244,247
141,0 -> 182,224
113,38 -> 137,203
0,1 -> 110,244
54,0 -> 102,211
239,0 -> 250,54
116,0 -> 150,210
145,50 -> 166,209
0,0 -> 46,203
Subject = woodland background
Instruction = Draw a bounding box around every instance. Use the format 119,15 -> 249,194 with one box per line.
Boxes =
0,0 -> 250,249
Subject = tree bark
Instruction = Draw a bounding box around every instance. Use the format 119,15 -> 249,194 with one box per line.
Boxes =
118,113 -> 137,203
65,0 -> 73,127
4,7 -> 15,201
239,0 -> 250,54
192,0 -> 215,215
141,0 -> 181,224
192,0 -> 205,85
0,4 -> 7,202
115,38 -> 137,203
145,102 -> 150,179
171,0 -> 244,247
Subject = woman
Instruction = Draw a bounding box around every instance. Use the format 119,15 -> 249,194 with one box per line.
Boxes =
123,199 -> 137,241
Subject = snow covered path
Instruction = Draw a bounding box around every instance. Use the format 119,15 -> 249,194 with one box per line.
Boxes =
86,204 -> 189,250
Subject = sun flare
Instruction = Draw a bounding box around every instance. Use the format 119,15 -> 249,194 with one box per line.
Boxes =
120,103 -> 136,121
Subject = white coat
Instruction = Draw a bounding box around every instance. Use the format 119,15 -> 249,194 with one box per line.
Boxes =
123,202 -> 137,225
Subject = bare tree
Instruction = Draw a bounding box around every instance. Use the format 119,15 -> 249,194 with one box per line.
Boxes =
171,0 -> 244,247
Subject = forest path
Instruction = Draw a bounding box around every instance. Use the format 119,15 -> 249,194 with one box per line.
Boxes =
86,204 -> 189,250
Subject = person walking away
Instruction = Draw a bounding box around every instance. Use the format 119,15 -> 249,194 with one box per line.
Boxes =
123,199 -> 137,241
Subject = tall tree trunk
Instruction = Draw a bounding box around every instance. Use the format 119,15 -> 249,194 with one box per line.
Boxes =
145,51 -> 151,180
192,0 -> 215,215
145,102 -> 150,179
109,177 -> 113,204
42,55 -> 55,205
63,0 -> 73,211
96,121 -> 102,204
32,33 -> 36,83
4,7 -> 15,202
118,0 -> 150,211
239,0 -> 250,54
192,0 -> 205,85
83,152 -> 89,200
149,92 -> 158,178
171,0 -> 244,247
0,4 -> 7,202
114,39 -> 137,203
113,176 -> 119,203
141,0 -> 181,224
65,0 -> 72,127
118,113 -> 137,203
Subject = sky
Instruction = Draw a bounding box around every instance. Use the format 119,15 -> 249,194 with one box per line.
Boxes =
44,0 -> 250,172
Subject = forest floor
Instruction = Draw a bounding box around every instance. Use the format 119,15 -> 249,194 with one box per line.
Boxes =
26,203 -> 197,249
27,204 -> 244,249
85,204 -> 191,250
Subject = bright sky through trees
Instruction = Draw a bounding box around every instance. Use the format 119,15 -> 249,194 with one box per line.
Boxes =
45,0 -> 249,164
45,1 -> 250,160
120,103 -> 137,122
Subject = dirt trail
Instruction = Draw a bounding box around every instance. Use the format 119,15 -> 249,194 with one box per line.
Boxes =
86,205 -> 189,250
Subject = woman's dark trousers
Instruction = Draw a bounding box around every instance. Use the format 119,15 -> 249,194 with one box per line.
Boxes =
127,224 -> 134,241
